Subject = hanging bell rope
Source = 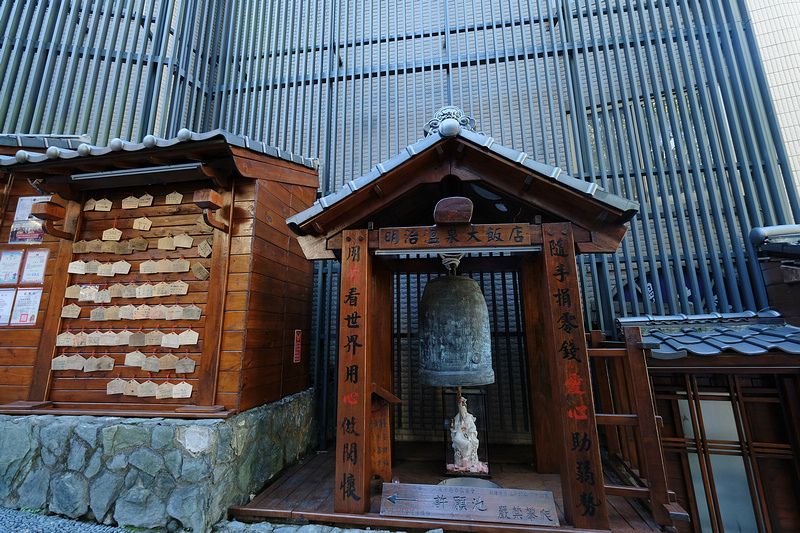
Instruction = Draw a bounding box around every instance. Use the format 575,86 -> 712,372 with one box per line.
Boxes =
439,253 -> 464,273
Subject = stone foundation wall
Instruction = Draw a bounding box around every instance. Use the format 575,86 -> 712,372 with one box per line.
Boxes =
0,390 -> 317,531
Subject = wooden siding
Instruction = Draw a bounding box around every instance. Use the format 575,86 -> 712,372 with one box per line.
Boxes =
761,259 -> 800,325
652,372 -> 800,533
42,182 -> 216,411
0,148 -> 318,417
0,175 -> 61,404
236,176 -> 315,411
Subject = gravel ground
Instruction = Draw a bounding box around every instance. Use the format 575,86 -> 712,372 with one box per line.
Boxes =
0,508 -> 422,533
0,507 -> 129,533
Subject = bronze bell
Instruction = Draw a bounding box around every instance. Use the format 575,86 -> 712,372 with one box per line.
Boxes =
418,274 -> 495,387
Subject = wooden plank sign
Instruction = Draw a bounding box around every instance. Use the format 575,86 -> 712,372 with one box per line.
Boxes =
334,229 -> 372,513
378,223 -> 531,251
380,483 -> 560,526
539,223 -> 608,529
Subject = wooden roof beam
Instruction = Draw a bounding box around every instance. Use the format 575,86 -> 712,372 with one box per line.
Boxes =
72,160 -> 114,173
200,163 -> 232,188
298,164 -> 451,238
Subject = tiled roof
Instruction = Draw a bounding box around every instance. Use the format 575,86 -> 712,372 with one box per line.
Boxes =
749,224 -> 800,256
287,117 -> 638,231
0,133 -> 92,150
0,129 -> 318,170
616,311 -> 800,359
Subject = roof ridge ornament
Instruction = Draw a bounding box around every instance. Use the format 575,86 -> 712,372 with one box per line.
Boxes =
423,106 -> 479,137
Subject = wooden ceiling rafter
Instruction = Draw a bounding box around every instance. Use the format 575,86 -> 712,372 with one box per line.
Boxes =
147,155 -> 178,166
447,148 -> 630,250
110,158 -> 148,170
72,160 -> 112,173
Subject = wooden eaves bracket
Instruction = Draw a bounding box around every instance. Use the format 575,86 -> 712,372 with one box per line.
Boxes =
192,189 -> 229,233
31,201 -> 74,240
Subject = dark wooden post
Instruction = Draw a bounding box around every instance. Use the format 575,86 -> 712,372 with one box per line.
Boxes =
623,326 -> 675,525
28,199 -> 81,402
335,229 -> 373,513
527,222 -> 609,529
368,258 -> 395,483
520,253 -> 560,473
0,173 -> 12,229
195,187 -> 233,409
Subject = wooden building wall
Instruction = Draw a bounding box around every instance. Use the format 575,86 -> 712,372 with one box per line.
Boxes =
651,371 -> 800,533
760,259 -> 800,326
48,182 -> 214,411
222,161 -> 316,412
0,149 -> 317,416
0,173 -> 62,405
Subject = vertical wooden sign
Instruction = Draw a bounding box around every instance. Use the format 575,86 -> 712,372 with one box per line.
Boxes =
335,229 -> 372,513
540,222 -> 608,529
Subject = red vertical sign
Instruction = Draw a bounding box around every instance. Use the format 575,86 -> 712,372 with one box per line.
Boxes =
293,329 -> 302,363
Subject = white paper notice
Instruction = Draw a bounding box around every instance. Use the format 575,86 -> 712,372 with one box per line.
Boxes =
14,196 -> 51,221
0,250 -> 23,284
0,289 -> 15,326
21,249 -> 49,284
10,288 -> 42,326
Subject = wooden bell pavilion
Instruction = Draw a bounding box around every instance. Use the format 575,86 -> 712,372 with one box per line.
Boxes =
229,108 -> 688,531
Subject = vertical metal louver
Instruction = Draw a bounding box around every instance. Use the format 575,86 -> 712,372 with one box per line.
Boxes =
2,0 -> 799,439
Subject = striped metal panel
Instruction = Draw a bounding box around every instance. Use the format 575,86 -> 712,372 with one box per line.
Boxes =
2,0 -> 799,439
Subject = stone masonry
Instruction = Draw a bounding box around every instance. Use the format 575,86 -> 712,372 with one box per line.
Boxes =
0,390 -> 317,532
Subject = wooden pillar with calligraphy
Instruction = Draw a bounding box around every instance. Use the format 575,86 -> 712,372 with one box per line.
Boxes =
537,222 -> 608,529
336,229 -> 373,513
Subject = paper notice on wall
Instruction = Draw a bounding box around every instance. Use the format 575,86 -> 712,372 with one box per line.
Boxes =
0,289 -> 15,326
9,288 -> 42,326
0,250 -> 23,284
9,220 -> 44,244
21,249 -> 49,284
9,196 -> 49,244
14,196 -> 51,221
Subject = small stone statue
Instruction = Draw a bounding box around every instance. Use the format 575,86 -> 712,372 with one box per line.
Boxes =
448,396 -> 488,474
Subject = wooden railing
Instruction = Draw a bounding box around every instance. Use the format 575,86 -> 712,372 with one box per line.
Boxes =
588,327 -> 690,526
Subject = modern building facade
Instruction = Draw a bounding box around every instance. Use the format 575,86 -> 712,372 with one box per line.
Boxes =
745,0 -> 800,188
3,0 -> 798,325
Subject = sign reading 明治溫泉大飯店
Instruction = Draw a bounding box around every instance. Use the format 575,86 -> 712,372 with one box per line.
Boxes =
378,224 -> 531,250
379,483 -> 559,526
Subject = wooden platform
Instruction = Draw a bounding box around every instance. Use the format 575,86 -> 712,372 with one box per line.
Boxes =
230,446 -> 664,532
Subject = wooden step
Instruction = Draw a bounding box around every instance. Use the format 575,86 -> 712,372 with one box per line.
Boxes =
663,502 -> 691,522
